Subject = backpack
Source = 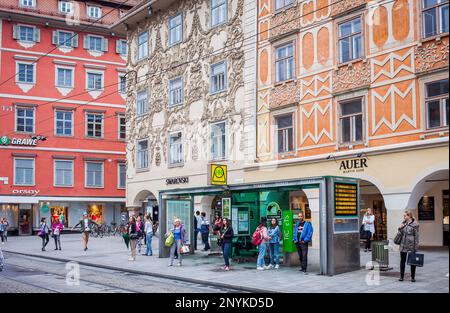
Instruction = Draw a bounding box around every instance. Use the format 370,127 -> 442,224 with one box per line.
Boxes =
252,227 -> 263,246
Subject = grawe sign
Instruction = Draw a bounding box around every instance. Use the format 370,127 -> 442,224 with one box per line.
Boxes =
0,136 -> 38,146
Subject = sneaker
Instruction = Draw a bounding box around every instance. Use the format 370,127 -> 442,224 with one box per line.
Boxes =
256,267 -> 264,270
265,264 -> 273,270
303,271 -> 308,275
224,266 -> 230,271
84,247 -> 88,251
275,264 -> 279,270
168,264 -> 173,267
364,249 -> 368,252
177,263 -> 182,266
411,278 -> 416,282
399,278 -> 404,281
128,257 -> 134,261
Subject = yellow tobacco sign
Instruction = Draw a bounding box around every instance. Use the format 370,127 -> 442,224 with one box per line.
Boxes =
210,164 -> 227,185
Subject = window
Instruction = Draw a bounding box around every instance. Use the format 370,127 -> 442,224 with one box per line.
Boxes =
137,139 -> 149,169
88,35 -> 102,51
423,0 -> 449,38
86,113 -> 103,138
169,132 -> 183,165
17,63 -> 34,83
56,67 -> 73,87
210,61 -> 227,93
59,1 -> 73,14
117,39 -> 127,55
169,77 -> 183,106
338,17 -> 362,63
56,31 -> 75,47
137,31 -> 148,60
54,160 -> 73,187
426,79 -> 449,129
136,90 -> 148,115
19,25 -> 35,42
339,98 -> 364,144
14,158 -> 34,186
169,14 -> 183,46
275,43 -> 294,82
16,107 -> 34,133
118,163 -> 126,188
118,115 -> 126,140
275,0 -> 293,10
20,0 -> 35,7
275,114 -> 294,153
211,0 -> 227,27
119,75 -> 127,94
87,6 -> 101,19
85,162 -> 103,188
211,121 -> 226,160
87,72 -> 103,90
55,110 -> 73,136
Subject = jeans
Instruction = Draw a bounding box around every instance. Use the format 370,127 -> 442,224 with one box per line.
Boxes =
41,234 -> 49,250
365,236 -> 372,250
257,242 -> 267,268
170,239 -> 183,265
296,242 -> 309,271
194,229 -> 200,250
145,233 -> 153,256
0,231 -> 4,243
400,252 -> 416,279
269,242 -> 280,266
53,234 -> 61,250
201,232 -> 210,250
222,242 -> 232,267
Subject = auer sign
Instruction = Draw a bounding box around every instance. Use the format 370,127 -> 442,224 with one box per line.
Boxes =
0,136 -> 38,146
339,158 -> 368,174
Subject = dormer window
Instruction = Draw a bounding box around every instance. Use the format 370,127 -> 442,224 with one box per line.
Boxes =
20,0 -> 35,8
87,6 -> 102,19
59,1 -> 73,14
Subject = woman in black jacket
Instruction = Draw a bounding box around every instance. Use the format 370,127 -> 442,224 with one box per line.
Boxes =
220,218 -> 234,271
127,216 -> 139,261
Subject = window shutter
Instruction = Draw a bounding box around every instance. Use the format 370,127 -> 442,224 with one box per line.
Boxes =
83,35 -> 89,49
52,31 -> 58,45
34,28 -> 40,42
12,25 -> 20,40
72,34 -> 79,47
116,39 -> 121,54
101,38 -> 108,52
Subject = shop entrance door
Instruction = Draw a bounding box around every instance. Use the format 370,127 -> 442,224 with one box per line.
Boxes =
19,207 -> 32,235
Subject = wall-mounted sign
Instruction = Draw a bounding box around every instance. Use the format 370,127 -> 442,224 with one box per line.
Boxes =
222,197 -> 231,220
339,158 -> 368,174
0,136 -> 38,146
418,196 -> 435,221
209,164 -> 227,185
12,189 -> 40,196
334,183 -> 358,216
166,176 -> 189,185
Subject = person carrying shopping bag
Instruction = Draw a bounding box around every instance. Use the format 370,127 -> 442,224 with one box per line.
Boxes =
51,217 -> 64,250
167,218 -> 186,267
38,218 -> 50,251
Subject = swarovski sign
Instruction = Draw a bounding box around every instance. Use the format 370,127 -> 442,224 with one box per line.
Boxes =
0,136 -> 38,146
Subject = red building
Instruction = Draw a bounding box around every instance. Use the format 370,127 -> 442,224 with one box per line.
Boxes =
0,0 -> 137,234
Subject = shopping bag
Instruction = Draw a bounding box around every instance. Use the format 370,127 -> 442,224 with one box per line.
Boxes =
179,245 -> 190,254
165,232 -> 174,247
407,252 -> 424,267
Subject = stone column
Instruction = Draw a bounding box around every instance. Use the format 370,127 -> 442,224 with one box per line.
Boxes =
382,193 -> 412,242
303,189 -> 321,249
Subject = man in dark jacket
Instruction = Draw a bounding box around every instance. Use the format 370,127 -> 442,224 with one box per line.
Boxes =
293,211 -> 313,274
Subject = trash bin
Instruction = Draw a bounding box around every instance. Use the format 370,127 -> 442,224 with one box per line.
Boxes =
372,240 -> 389,270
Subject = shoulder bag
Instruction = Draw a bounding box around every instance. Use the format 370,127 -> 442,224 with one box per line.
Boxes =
394,229 -> 403,245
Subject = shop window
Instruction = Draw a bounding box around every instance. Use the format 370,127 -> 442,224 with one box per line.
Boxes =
88,204 -> 103,223
169,13 -> 183,46
275,43 -> 294,82
275,0 -> 293,11
338,17 -> 363,63
339,98 -> 364,144
86,112 -> 103,138
422,0 -> 449,38
16,107 -> 35,133
54,160 -> 73,187
169,132 -> 183,165
17,63 -> 35,84
426,79 -> 449,129
211,0 -> 227,27
275,114 -> 294,153
136,90 -> 148,116
51,206 -> 68,227
210,61 -> 227,94
169,77 -> 183,107
14,158 -> 35,186
137,139 -> 149,169
55,110 -> 73,136
137,31 -> 148,60
210,121 -> 227,160
85,162 -> 104,188
118,115 -> 126,140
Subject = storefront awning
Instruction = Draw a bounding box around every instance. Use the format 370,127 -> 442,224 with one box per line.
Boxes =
0,196 -> 39,204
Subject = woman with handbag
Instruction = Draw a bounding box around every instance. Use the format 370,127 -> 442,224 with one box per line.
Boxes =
220,218 -> 234,271
398,210 -> 420,282
127,216 -> 139,261
168,218 -> 186,267
51,217 -> 64,250
362,208 -> 375,252
38,218 -> 50,251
